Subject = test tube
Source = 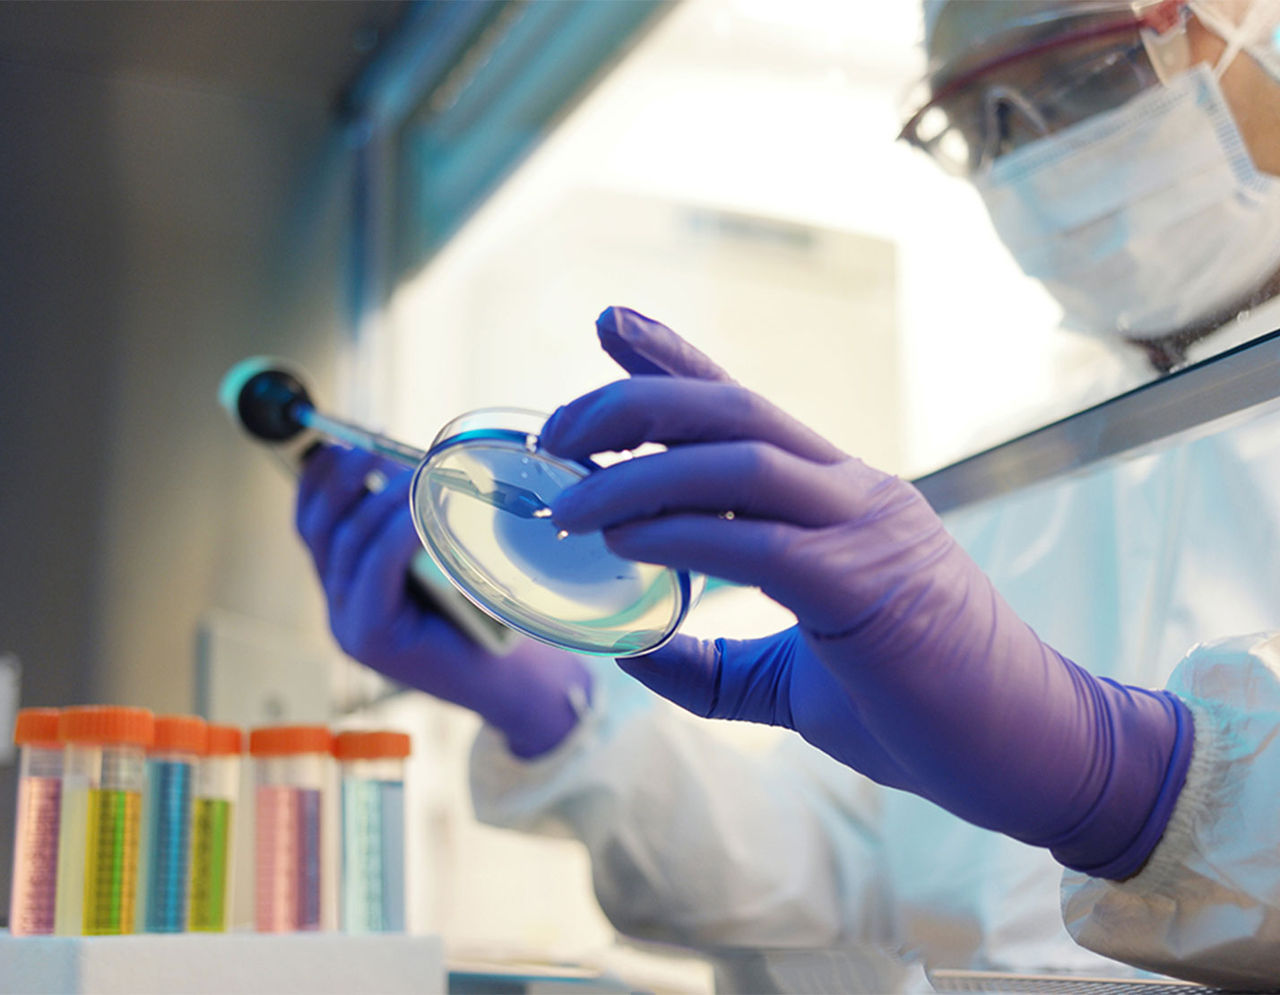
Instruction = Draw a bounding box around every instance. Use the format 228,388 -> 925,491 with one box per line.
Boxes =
250,725 -> 331,932
9,708 -> 62,935
139,715 -> 206,932
54,706 -> 154,935
188,723 -> 243,932
335,730 -> 410,933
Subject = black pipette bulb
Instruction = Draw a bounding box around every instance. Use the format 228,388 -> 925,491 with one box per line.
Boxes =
218,354 -> 519,655
219,358 -> 314,442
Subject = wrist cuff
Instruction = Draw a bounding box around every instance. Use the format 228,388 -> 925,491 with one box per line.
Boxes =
1052,689 -> 1195,880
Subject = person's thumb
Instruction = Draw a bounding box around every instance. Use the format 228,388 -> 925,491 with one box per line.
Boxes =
616,629 -> 799,727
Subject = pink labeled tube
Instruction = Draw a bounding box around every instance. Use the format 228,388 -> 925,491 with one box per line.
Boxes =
250,725 -> 331,932
9,708 -> 62,935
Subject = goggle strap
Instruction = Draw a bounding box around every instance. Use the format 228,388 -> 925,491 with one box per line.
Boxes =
1239,0 -> 1280,66
1191,0 -> 1280,78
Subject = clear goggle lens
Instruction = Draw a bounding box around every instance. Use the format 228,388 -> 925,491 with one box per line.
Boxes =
901,4 -> 1190,174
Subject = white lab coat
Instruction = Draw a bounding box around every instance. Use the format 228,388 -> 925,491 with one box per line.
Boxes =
470,322 -> 1280,990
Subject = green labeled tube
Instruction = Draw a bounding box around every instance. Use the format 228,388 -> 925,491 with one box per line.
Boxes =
188,723 -> 242,932
54,706 -> 153,935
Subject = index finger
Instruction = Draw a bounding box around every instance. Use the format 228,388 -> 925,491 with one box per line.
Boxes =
541,377 -> 846,465
596,306 -> 735,383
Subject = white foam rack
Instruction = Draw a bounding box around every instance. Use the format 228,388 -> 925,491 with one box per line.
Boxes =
0,931 -> 445,995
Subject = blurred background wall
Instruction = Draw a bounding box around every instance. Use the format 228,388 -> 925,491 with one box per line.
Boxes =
0,0 -> 406,917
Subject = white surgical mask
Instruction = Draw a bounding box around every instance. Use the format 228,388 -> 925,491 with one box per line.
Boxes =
972,61 -> 1280,339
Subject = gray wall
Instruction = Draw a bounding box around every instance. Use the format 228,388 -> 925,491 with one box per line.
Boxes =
0,7 -> 386,915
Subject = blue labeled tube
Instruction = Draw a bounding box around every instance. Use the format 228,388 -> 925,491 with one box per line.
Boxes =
140,715 -> 206,932
335,731 -> 410,933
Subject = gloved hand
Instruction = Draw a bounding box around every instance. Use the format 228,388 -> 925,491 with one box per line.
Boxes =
542,306 -> 1194,878
296,445 -> 591,758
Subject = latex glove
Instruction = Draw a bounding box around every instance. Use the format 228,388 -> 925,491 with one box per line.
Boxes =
541,307 -> 1194,878
296,444 -> 591,758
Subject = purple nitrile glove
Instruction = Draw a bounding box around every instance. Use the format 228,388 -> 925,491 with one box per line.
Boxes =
540,306 -> 1193,878
296,445 -> 591,759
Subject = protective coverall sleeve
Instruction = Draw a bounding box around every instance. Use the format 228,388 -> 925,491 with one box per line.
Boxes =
469,656 -> 891,949
1062,631 -> 1280,989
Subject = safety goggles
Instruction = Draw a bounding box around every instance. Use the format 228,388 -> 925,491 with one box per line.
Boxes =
900,0 -> 1193,175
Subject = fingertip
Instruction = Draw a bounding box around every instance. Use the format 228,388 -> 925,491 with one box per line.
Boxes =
616,632 -> 696,669
539,386 -> 616,460
595,305 -> 620,333
596,305 -> 654,335
614,652 -> 662,687
546,477 -> 592,532
298,442 -> 339,491
296,448 -> 339,540
595,306 -> 628,365
305,441 -> 341,465
614,645 -> 667,684
597,305 -> 674,379
614,633 -> 718,717
539,406 -> 567,455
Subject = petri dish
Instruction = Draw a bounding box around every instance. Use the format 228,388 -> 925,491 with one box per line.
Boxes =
410,408 -> 699,657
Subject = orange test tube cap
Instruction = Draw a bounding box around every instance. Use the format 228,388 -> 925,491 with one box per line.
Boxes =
14,708 -> 60,747
333,730 -> 411,760
249,724 -> 332,757
59,706 -> 154,747
152,714 -> 208,755
206,723 -> 244,756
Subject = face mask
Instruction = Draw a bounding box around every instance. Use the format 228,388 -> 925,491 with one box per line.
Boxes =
971,61 -> 1280,339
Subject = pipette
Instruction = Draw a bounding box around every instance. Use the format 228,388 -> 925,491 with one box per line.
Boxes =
220,358 -> 550,519
220,358 -> 701,657
219,358 -> 520,656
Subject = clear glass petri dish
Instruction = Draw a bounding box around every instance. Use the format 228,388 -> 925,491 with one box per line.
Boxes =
410,409 -> 700,657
